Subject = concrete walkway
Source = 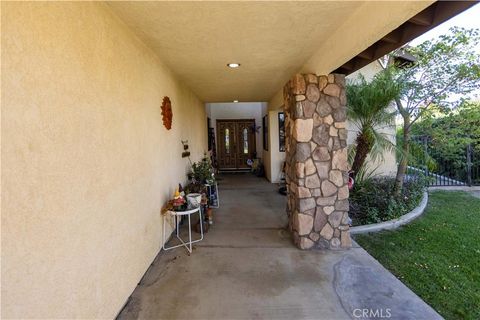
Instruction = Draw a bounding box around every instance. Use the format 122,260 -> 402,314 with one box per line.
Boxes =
118,174 -> 441,320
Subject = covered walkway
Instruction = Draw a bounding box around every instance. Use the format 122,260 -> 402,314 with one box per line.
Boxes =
3,2 -> 476,318
118,174 -> 440,320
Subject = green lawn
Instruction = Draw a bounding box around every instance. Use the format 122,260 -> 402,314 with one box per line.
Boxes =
355,191 -> 480,320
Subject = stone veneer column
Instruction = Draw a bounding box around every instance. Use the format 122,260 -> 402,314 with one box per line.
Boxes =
284,73 -> 351,250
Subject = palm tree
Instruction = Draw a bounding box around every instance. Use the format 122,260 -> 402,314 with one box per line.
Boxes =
347,69 -> 401,180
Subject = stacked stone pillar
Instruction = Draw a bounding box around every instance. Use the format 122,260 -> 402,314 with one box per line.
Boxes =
284,73 -> 351,250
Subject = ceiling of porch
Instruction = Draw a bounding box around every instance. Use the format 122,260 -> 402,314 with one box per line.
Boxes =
107,1 -> 434,102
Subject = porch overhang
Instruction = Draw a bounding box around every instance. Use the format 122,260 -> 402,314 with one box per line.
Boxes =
107,1 -> 470,102
333,1 -> 478,75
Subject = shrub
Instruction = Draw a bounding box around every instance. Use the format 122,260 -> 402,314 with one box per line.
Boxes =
349,176 -> 427,226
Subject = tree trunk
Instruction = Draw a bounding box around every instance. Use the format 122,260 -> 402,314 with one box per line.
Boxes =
394,115 -> 410,197
351,132 -> 373,180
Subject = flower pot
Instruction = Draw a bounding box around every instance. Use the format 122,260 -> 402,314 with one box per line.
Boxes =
187,193 -> 202,208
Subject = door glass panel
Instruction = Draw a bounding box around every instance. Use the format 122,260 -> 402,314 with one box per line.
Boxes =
225,128 -> 230,154
243,128 -> 248,154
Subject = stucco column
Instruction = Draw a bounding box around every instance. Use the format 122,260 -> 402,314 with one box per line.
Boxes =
284,73 -> 351,250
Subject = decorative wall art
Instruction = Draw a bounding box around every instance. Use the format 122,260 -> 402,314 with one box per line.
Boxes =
161,96 -> 173,130
181,140 -> 190,158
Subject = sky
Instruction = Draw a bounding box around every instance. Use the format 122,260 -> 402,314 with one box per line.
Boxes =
410,3 -> 480,52
410,4 -> 480,101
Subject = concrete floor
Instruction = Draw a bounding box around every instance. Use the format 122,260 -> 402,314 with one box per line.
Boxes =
118,174 -> 441,320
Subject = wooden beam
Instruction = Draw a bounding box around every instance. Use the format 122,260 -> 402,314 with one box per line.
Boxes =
333,1 -> 478,75
357,46 -> 377,60
408,8 -> 434,26
381,28 -> 404,44
341,60 -> 355,71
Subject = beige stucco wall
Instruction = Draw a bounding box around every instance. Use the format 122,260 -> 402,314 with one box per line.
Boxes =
263,89 -> 285,183
1,2 -> 207,318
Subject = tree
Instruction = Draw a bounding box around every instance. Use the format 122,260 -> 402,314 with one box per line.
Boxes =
347,69 -> 401,180
391,27 -> 480,195
408,101 -> 480,182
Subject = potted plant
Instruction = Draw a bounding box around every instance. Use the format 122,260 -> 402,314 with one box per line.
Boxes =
190,154 -> 215,185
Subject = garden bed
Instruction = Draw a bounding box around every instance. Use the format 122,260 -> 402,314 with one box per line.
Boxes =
350,191 -> 428,234
349,176 -> 426,226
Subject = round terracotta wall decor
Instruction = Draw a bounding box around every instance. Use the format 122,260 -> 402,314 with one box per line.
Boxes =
161,96 -> 172,130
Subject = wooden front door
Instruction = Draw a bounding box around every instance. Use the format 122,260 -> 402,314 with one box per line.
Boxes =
216,119 -> 256,170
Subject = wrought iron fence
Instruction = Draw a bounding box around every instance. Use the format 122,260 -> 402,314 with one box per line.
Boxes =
407,136 -> 479,186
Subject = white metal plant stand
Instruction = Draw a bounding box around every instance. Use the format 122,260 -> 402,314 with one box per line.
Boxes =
162,207 -> 203,254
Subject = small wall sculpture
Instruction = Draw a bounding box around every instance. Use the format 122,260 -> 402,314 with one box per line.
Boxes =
161,96 -> 173,130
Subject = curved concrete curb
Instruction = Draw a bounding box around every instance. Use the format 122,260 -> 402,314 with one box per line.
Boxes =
350,191 -> 429,235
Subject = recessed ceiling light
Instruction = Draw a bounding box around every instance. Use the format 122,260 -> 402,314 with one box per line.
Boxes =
233,100 -> 239,103
227,63 -> 241,68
